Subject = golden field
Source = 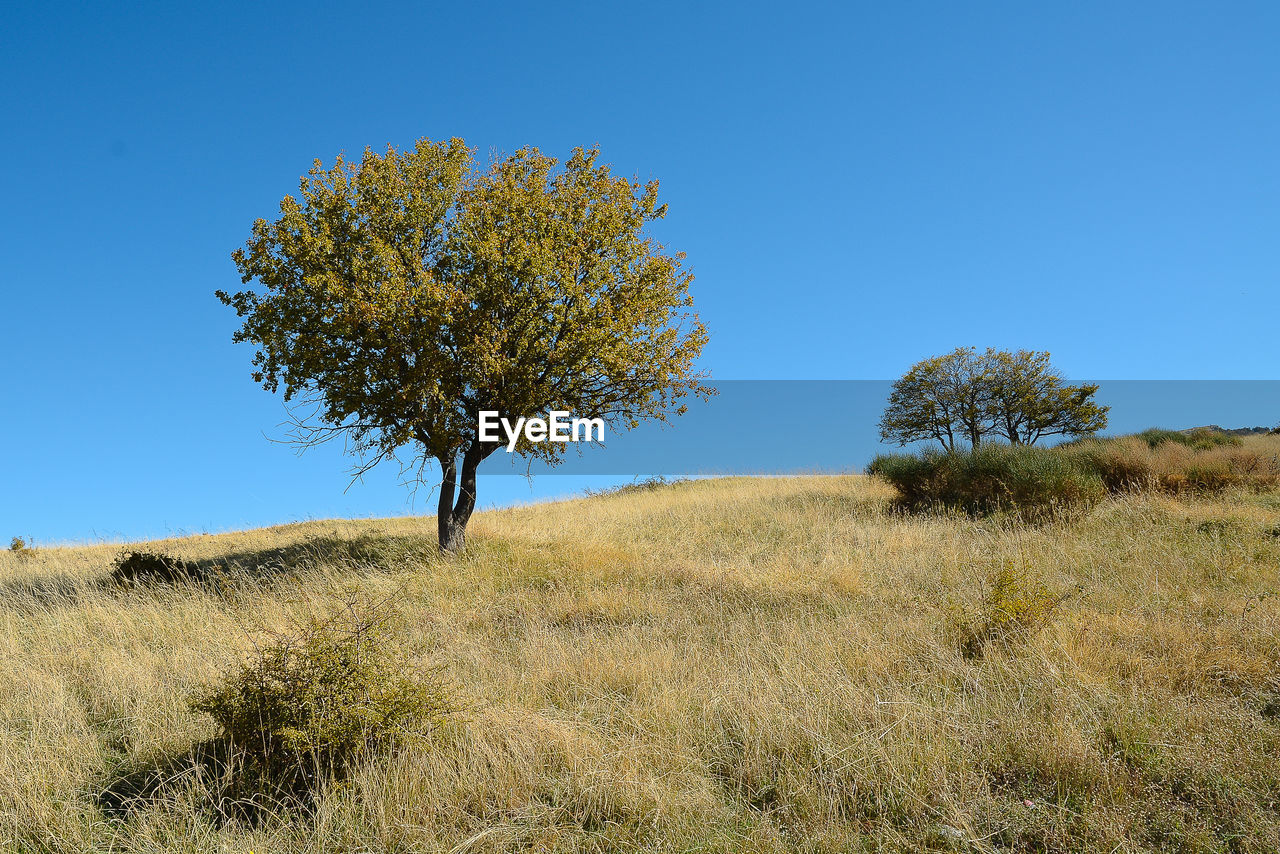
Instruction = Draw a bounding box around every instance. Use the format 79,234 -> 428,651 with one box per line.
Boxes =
3,472 -> 1280,852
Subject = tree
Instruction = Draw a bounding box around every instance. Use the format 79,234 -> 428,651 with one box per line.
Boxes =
879,347 -> 1107,451
218,139 -> 710,552
878,347 -> 996,451
986,349 -> 1108,445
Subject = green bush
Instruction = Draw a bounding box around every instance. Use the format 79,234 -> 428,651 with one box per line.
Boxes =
868,444 -> 1106,520
1137,427 -> 1241,451
864,451 -> 939,507
110,550 -> 202,585
1135,428 -> 1183,448
189,599 -> 451,802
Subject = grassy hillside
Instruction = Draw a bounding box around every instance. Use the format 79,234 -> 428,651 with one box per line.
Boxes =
4,475 -> 1280,852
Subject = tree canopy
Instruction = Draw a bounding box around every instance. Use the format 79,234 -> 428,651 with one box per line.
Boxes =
879,347 -> 1107,451
218,138 -> 710,551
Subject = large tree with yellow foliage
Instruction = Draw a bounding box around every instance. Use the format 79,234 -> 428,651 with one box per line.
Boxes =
218,139 -> 709,552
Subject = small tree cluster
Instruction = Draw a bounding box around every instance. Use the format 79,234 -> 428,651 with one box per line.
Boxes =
879,347 -> 1108,451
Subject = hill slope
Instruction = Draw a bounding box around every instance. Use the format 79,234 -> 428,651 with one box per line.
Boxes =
3,476 -> 1280,852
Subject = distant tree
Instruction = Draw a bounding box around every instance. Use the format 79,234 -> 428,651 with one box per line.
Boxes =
879,347 -> 1107,451
878,356 -> 954,451
987,349 -> 1108,444
878,347 -> 996,451
219,139 -> 710,552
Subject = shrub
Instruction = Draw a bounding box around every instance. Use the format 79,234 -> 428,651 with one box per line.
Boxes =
1061,437 -> 1154,492
1220,446 -> 1280,491
1135,428 -> 1182,449
8,536 -> 27,552
872,435 -> 1280,516
956,561 -> 1072,659
189,598 -> 451,802
868,444 -> 1105,520
110,550 -> 202,585
1186,427 -> 1243,450
1146,440 -> 1280,493
1061,434 -> 1280,495
1137,427 -> 1241,451
865,451 -> 939,508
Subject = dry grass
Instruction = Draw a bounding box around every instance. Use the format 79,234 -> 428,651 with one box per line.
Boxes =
3,476 -> 1280,851
1068,433 -> 1280,495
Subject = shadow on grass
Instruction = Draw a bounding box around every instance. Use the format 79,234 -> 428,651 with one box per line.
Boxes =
0,533 -> 439,607
153,533 -> 439,584
95,739 -> 313,827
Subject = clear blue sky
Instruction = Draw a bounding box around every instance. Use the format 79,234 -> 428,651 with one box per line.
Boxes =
2,1 -> 1277,543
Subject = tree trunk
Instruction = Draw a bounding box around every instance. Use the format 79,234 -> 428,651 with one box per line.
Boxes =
436,445 -> 484,554
439,516 -> 467,553
436,458 -> 460,552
